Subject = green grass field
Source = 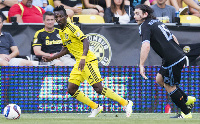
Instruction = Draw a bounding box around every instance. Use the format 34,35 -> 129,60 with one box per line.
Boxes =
0,113 -> 200,124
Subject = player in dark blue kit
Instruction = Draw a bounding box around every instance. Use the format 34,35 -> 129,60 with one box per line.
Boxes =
134,4 -> 196,118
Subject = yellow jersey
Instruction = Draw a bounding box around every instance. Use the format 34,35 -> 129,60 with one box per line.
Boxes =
59,22 -> 97,62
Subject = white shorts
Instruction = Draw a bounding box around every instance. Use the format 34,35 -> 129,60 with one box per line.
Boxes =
0,58 -> 23,66
59,54 -> 76,66
40,54 -> 76,66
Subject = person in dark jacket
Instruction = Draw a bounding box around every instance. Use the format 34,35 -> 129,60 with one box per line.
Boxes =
104,0 -> 135,23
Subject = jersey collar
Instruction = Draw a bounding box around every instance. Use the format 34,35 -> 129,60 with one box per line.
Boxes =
62,22 -> 70,32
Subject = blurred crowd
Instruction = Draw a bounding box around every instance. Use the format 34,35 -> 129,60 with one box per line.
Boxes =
0,0 -> 199,24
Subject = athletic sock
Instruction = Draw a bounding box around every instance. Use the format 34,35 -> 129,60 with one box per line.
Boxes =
169,88 -> 190,114
101,87 -> 128,106
72,90 -> 98,109
176,86 -> 188,103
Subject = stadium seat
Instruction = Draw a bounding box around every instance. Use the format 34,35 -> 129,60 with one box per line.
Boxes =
180,15 -> 200,23
71,15 -> 105,23
182,1 -> 187,8
48,0 -> 55,8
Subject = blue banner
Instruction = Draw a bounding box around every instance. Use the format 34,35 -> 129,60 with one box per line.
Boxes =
1,66 -> 199,113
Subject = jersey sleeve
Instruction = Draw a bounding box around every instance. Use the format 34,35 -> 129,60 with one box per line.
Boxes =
32,31 -> 42,46
140,24 -> 151,44
8,4 -> 22,21
71,23 -> 87,41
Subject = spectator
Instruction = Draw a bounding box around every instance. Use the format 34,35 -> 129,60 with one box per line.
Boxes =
53,0 -> 99,18
18,0 -> 54,12
105,0 -> 113,7
0,0 -> 18,11
104,0 -> 135,23
149,0 -> 156,5
151,0 -> 176,23
188,0 -> 200,17
0,0 -> 18,22
0,9 -> 7,23
0,15 -> 33,66
8,0 -> 45,23
83,0 -> 106,17
106,0 -> 133,6
129,0 -> 150,10
32,11 -> 75,66
166,0 -> 200,15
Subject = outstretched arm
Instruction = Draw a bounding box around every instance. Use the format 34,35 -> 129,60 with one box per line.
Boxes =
42,47 -> 69,62
139,42 -> 150,79
172,34 -> 179,45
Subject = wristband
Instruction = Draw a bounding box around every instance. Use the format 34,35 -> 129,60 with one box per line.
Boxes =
80,56 -> 86,59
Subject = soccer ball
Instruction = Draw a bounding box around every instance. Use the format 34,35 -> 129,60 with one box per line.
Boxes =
3,104 -> 21,120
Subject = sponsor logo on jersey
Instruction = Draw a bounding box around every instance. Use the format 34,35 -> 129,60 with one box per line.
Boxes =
183,46 -> 190,53
65,34 -> 68,39
86,33 -> 112,66
56,34 -> 61,39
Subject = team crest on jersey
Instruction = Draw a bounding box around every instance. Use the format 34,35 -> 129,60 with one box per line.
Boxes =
56,34 -> 61,39
86,33 -> 112,66
65,34 -> 68,39
76,32 -> 80,37
183,46 -> 191,53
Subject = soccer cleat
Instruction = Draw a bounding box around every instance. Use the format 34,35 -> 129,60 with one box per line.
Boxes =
181,112 -> 192,118
170,112 -> 192,119
186,96 -> 196,111
170,114 -> 183,118
124,100 -> 133,117
88,105 -> 103,117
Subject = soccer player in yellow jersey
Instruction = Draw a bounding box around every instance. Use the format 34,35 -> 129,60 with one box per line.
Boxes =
42,5 -> 133,118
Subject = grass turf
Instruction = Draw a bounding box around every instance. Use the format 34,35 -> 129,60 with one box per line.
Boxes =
0,113 -> 200,124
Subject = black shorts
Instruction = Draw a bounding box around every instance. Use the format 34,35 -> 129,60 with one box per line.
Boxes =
159,59 -> 186,86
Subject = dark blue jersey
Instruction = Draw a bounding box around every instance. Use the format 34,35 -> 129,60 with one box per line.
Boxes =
139,18 -> 185,67
32,28 -> 63,53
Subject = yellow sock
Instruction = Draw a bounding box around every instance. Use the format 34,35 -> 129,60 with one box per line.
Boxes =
101,88 -> 128,106
72,90 -> 98,109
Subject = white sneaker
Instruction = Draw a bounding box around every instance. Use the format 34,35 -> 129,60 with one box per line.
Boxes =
179,6 -> 188,15
88,105 -> 103,117
124,100 -> 133,117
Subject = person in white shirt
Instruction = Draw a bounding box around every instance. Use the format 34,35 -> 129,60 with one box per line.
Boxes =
104,0 -> 135,24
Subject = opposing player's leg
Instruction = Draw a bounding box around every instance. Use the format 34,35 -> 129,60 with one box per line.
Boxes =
170,112 -> 192,118
177,86 -> 196,111
164,84 -> 191,117
156,73 -> 164,87
186,96 -> 196,110
171,95 -> 196,118
162,59 -> 193,118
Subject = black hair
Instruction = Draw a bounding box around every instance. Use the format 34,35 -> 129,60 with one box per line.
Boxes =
53,5 -> 67,16
135,4 -> 156,19
43,11 -> 54,20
